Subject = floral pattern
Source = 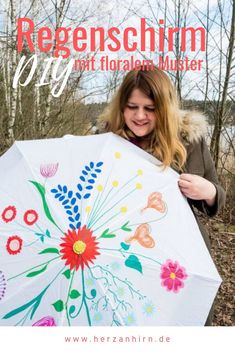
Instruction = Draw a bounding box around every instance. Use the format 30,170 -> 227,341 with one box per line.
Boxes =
32,316 -> 56,326
40,163 -> 59,178
0,154 -> 187,326
6,236 -> 23,255
60,227 -> 100,270
0,271 -> 6,301
23,210 -> 38,225
1,206 -> 17,223
160,260 -> 187,293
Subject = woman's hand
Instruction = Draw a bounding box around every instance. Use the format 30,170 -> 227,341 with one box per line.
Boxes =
178,173 -> 217,206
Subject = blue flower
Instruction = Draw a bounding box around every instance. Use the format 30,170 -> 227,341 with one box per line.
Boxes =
124,313 -> 136,326
143,301 -> 155,316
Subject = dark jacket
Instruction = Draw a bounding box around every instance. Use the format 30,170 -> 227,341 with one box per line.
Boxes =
178,110 -> 226,251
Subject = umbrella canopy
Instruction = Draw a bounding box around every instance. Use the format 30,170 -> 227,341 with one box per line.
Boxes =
0,133 -> 221,326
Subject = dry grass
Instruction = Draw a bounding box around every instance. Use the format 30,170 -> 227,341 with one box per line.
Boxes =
199,216 -> 235,326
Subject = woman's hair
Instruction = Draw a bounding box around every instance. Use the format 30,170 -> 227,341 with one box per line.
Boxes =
100,66 -> 187,170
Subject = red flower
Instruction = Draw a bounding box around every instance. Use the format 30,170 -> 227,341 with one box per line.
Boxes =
160,260 -> 187,293
2,206 -> 17,223
6,236 -> 23,255
60,226 -> 100,270
24,210 -> 38,225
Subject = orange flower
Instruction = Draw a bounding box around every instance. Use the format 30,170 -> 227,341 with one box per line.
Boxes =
125,224 -> 155,248
60,226 -> 100,270
141,192 -> 166,213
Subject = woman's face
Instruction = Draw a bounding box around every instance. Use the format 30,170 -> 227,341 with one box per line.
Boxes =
123,88 -> 156,137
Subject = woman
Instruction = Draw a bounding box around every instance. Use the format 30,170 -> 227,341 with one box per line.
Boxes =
97,66 -> 226,325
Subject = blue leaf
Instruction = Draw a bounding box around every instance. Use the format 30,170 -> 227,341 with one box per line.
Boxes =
91,289 -> 97,298
62,199 -> 69,205
120,242 -> 130,251
68,191 -> 73,198
84,193 -> 91,199
90,162 -> 94,168
66,210 -> 73,215
51,189 -> 58,193
95,169 -> 101,173
68,216 -> 75,222
86,185 -> 93,190
80,176 -> 85,182
64,205 -> 71,209
88,179 -> 95,184
82,170 -> 88,176
58,185 -> 62,191
85,166 -> 90,172
96,162 -> 103,167
76,192 -> 81,200
91,173 -> 97,178
69,224 -> 75,230
71,198 -> 76,205
63,186 -> 67,193
75,213 -> 80,221
55,193 -> 61,198
73,205 -> 79,213
125,255 -> 143,274
76,222 -> 81,229
77,184 -> 83,191
59,195 -> 65,201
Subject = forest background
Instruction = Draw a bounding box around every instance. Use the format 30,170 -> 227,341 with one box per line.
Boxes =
0,0 -> 234,325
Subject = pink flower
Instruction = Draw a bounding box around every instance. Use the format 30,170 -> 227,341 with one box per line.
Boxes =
32,316 -> 56,326
160,260 -> 187,293
40,163 -> 59,178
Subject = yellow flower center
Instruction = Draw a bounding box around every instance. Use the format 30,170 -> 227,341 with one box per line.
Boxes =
170,272 -> 176,280
73,240 -> 86,255
120,207 -> 127,213
112,180 -> 119,187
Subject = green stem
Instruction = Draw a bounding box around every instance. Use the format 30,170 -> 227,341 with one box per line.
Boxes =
8,255 -> 61,281
100,247 -> 163,266
81,269 -> 91,326
89,188 -> 136,229
65,270 -> 75,326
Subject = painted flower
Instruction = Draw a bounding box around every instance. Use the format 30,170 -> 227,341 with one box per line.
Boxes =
40,163 -> 59,178
160,260 -> 187,293
1,206 -> 17,223
0,271 -> 6,301
124,313 -> 136,326
93,312 -> 102,323
143,301 -> 155,316
125,223 -> 155,248
23,210 -> 38,225
60,226 -> 100,270
141,192 -> 166,213
32,316 -> 56,326
6,236 -> 23,255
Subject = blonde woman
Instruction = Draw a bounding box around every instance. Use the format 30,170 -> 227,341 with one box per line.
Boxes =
97,66 -> 226,325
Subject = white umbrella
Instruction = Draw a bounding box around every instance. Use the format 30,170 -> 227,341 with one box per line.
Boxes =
0,133 -> 221,326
